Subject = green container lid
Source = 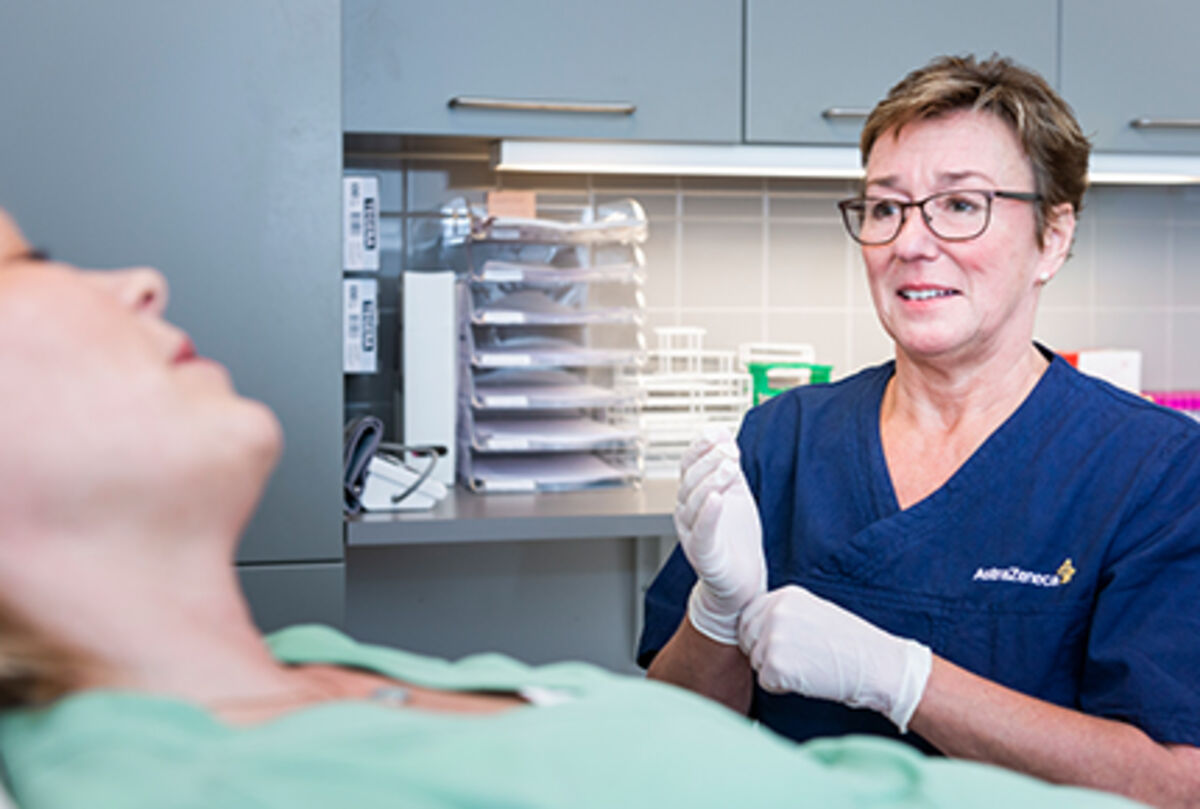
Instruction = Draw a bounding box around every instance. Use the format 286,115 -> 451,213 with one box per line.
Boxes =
746,361 -> 833,405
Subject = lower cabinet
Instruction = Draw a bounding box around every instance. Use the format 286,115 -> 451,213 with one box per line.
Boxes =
239,563 -> 347,632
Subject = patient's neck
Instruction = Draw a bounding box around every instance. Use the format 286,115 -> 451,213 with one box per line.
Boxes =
0,528 -> 299,704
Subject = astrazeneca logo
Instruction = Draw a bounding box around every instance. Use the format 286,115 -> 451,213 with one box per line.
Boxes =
972,558 -> 1076,588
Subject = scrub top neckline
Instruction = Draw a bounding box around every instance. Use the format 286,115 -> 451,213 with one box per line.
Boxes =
857,344 -> 1067,521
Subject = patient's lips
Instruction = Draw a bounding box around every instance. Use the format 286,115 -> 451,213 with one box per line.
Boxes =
173,336 -> 197,364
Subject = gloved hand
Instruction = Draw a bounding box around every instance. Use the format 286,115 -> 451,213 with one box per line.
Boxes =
674,426 -> 766,646
738,585 -> 932,733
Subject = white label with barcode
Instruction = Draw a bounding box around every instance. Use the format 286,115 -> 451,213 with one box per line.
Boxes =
343,176 -> 380,271
343,278 -> 378,373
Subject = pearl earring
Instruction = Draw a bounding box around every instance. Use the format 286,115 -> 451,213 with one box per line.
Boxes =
1037,272 -> 1051,284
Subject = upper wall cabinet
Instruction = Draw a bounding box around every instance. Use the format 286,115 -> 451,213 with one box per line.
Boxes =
343,0 -> 742,142
1062,0 -> 1200,152
745,0 -> 1057,145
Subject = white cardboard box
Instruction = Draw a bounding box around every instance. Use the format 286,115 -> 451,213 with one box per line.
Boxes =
402,271 -> 457,485
1074,349 -> 1142,393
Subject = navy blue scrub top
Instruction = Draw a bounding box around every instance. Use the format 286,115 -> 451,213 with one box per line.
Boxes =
638,350 -> 1200,751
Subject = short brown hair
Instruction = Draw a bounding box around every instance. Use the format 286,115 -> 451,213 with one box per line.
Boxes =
860,54 -> 1090,245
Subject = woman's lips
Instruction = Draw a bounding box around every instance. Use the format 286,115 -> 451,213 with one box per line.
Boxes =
897,285 -> 961,302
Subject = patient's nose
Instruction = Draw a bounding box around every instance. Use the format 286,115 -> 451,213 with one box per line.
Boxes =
97,267 -> 169,316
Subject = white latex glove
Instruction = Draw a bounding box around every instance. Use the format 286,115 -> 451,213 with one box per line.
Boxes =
675,426 -> 767,646
738,585 -> 932,733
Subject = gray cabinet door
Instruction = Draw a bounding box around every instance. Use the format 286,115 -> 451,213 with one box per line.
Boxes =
241,563 -> 346,631
1063,0 -> 1200,152
746,0 -> 1058,145
0,1 -> 343,564
344,0 -> 742,142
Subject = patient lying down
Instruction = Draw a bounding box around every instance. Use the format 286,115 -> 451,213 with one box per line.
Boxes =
0,209 -> 1139,808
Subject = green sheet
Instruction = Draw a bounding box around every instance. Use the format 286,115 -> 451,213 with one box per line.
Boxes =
0,625 -> 1140,808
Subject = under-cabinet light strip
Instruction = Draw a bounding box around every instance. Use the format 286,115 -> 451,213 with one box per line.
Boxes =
493,140 -> 1200,185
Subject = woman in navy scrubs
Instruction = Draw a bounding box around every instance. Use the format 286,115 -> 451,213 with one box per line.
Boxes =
638,55 -> 1200,807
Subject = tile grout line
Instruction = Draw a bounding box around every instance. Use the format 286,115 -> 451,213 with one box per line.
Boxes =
1166,195 -> 1176,390
761,179 -> 770,341
674,178 -> 684,328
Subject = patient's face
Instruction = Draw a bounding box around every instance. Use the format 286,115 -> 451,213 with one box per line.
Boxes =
0,210 -> 281,541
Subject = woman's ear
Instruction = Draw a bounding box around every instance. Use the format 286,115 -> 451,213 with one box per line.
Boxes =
1037,202 -> 1077,285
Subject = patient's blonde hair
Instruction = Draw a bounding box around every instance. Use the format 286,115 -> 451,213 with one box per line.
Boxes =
0,603 -> 84,708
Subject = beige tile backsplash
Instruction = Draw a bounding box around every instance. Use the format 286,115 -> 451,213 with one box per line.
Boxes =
394,169 -> 1200,392
608,178 -> 1200,390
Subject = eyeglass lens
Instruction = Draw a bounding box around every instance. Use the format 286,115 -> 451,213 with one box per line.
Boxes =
844,190 -> 992,244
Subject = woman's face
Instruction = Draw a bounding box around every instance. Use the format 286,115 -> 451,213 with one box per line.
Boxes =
861,109 -> 1073,365
0,210 -> 282,542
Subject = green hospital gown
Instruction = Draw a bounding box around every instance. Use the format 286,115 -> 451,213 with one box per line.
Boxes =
0,625 -> 1141,809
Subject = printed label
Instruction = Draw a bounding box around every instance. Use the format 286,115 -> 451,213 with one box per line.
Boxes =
343,278 -> 379,373
343,176 -> 381,271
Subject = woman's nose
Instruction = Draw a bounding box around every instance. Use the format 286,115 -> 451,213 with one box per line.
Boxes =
96,267 -> 169,315
889,207 -> 940,260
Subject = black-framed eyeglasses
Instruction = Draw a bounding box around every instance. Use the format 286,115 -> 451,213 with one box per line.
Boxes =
837,189 -> 1042,246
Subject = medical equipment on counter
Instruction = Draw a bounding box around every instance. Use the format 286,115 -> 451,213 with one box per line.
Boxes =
357,450 -> 448,512
448,196 -> 648,493
739,343 -> 832,405
617,327 -> 752,480
343,415 -> 447,513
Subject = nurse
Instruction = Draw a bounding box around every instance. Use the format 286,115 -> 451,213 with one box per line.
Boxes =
638,55 -> 1200,807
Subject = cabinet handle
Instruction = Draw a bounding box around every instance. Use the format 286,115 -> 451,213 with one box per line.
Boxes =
821,107 -> 871,120
1130,117 -> 1200,130
448,96 -> 636,115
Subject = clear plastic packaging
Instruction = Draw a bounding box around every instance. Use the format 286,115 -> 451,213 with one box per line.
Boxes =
439,197 -> 648,246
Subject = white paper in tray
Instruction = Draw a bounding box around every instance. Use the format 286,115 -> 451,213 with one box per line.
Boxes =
473,416 -> 637,451
474,383 -> 627,409
472,369 -> 632,409
475,259 -> 641,286
469,454 -> 634,492
473,342 -> 639,369
473,289 -> 636,326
